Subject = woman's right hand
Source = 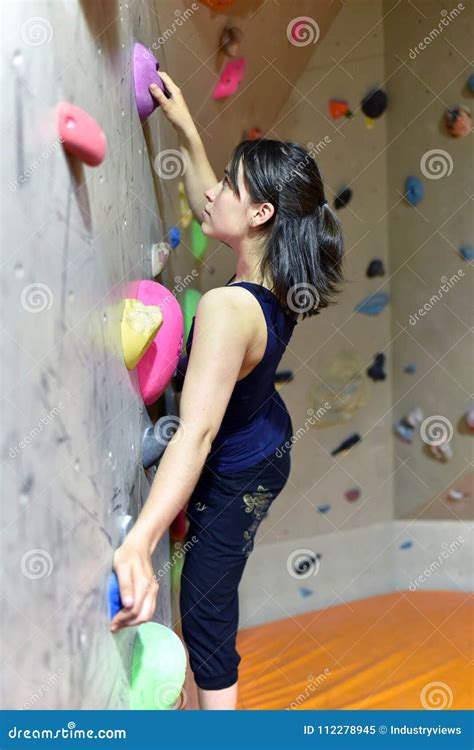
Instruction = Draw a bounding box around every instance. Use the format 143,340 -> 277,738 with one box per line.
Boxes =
110,539 -> 159,632
149,72 -> 196,137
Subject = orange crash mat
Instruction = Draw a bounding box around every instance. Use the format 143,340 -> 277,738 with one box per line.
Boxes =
236,590 -> 473,710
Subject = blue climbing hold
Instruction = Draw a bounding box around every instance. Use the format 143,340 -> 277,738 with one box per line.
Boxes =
404,362 -> 416,374
354,291 -> 390,316
108,571 -> 123,619
467,73 -> 474,94
317,504 -> 331,514
399,540 -> 413,550
169,226 -> 181,249
404,176 -> 424,206
299,587 -> 314,598
459,244 -> 474,261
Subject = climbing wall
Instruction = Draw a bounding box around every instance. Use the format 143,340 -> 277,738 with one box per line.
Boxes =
0,0 -> 173,709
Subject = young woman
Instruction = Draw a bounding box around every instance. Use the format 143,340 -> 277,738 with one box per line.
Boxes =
110,72 -> 345,710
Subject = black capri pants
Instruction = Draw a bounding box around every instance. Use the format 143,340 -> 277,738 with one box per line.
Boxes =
179,435 -> 292,690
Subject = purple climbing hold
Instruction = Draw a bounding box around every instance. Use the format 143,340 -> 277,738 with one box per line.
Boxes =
133,43 -> 169,122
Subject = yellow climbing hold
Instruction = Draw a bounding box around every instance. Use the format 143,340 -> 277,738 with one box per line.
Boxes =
121,298 -> 163,370
178,181 -> 192,229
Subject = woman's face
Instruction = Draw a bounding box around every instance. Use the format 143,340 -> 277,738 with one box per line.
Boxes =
201,160 -> 249,246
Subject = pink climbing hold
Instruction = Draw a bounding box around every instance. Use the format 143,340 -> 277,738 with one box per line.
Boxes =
133,42 -> 168,122
212,57 -> 246,100
57,102 -> 107,166
132,280 -> 184,405
345,488 -> 360,502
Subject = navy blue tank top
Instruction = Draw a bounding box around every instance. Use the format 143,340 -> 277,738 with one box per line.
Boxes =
185,281 -> 297,473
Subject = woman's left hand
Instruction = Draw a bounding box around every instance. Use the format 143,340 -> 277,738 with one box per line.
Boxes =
110,539 -> 159,632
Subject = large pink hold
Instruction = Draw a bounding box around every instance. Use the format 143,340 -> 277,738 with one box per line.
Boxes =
212,57 -> 246,100
133,42 -> 168,122
135,281 -> 184,405
57,102 -> 107,166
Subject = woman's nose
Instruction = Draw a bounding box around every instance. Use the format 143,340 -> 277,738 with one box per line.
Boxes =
204,183 -> 218,202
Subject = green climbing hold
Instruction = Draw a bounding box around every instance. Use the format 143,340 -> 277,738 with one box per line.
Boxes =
130,622 -> 187,710
191,218 -> 208,261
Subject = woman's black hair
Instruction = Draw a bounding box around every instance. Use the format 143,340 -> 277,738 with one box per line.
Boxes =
227,139 -> 345,321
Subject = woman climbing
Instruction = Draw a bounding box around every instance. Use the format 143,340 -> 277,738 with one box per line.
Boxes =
110,72 -> 345,710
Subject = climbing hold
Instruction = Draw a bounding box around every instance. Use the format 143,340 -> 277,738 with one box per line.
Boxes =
170,509 -> 188,542
345,488 -> 360,502
299,587 -> 314,598
328,99 -> 353,119
361,88 -> 388,128
275,369 -> 294,389
459,244 -> 474,261
467,73 -> 474,94
219,26 -> 242,57
151,241 -> 171,277
331,433 -> 361,456
404,175 -> 424,206
190,217 -> 208,260
317,504 -> 331,514
446,488 -> 468,502
212,57 -> 246,100
169,226 -> 181,249
465,408 -> 474,432
243,126 -> 263,140
178,182 -> 192,229
404,362 -> 417,374
56,102 -> 107,167
183,287 -> 202,340
334,187 -> 353,210
133,43 -> 168,122
310,350 -> 370,426
121,298 -> 163,370
428,441 -> 453,462
130,622 -> 187,710
394,407 -> 423,443
199,0 -> 236,10
444,105 -> 472,138
142,415 -> 178,470
107,571 -> 123,620
366,258 -> 385,278
367,352 -> 386,381
133,280 -> 184,405
399,540 -> 413,550
354,291 -> 390,316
